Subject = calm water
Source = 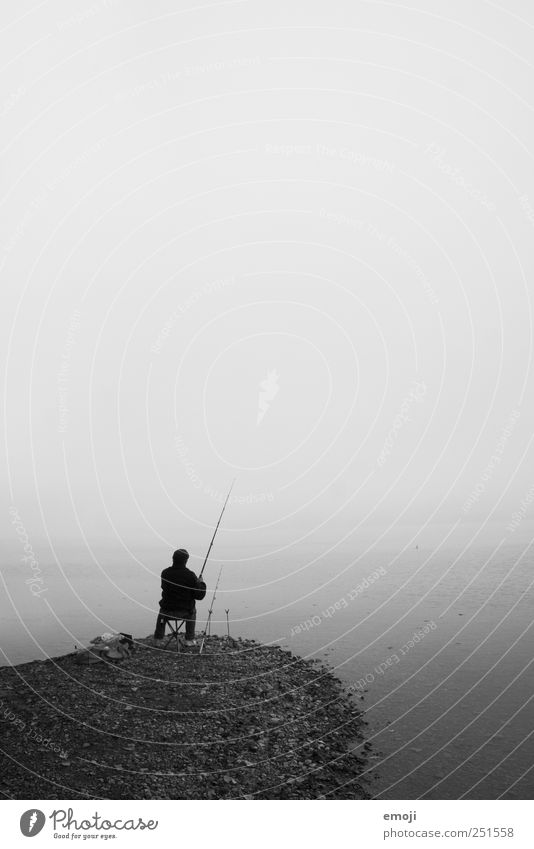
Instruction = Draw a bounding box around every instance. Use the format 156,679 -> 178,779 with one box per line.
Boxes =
2,531 -> 533,800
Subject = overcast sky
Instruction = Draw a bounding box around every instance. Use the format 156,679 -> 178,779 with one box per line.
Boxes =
2,0 -> 534,567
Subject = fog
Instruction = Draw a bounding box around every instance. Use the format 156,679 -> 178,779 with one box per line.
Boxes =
2,0 -> 533,575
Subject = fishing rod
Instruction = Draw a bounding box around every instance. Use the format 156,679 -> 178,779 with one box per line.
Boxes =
198,478 -> 235,580
199,565 -> 223,654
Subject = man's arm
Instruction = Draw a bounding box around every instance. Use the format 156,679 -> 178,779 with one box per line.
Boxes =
192,571 -> 207,601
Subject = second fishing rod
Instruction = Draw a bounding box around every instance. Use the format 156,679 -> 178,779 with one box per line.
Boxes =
194,479 -> 235,648
199,565 -> 223,654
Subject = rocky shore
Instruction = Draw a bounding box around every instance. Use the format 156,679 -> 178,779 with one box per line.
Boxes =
0,636 -> 369,799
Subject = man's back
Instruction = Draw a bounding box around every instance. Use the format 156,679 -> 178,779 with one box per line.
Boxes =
160,563 -> 199,611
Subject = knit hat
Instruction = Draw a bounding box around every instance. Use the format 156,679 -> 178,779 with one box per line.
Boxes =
172,548 -> 189,566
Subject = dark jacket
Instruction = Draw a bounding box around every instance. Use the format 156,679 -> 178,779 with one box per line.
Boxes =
159,564 -> 206,611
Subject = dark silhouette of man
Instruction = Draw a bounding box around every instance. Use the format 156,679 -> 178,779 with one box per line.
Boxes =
154,549 -> 206,646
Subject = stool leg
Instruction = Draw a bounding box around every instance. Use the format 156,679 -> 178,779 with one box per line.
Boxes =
163,620 -> 183,651
160,619 -> 186,650
163,619 -> 174,649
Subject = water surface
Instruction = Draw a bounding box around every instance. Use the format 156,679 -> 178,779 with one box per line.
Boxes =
2,529 -> 532,799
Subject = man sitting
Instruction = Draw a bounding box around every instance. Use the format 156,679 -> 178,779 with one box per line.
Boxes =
154,549 -> 206,646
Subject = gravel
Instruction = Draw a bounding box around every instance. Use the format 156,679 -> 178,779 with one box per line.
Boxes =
0,635 -> 369,799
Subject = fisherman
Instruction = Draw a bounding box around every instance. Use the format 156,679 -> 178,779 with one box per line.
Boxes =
154,549 -> 206,646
